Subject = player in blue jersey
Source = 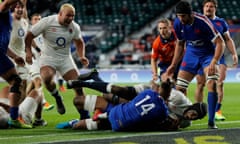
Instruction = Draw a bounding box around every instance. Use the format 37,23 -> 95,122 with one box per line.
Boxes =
57,77 -> 207,131
195,0 -> 238,121
0,0 -> 32,128
165,1 -> 225,129
57,80 -> 173,131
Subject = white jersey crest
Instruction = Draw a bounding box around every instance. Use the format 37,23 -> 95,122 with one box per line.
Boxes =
30,15 -> 82,58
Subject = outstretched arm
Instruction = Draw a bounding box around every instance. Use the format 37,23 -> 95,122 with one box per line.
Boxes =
0,0 -> 19,12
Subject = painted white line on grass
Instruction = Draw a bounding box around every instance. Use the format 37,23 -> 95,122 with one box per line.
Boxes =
192,120 -> 240,126
0,120 -> 240,142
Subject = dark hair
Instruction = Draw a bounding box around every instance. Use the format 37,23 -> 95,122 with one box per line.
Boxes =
175,1 -> 192,14
30,13 -> 41,19
184,103 -> 207,120
202,0 -> 218,8
160,78 -> 174,101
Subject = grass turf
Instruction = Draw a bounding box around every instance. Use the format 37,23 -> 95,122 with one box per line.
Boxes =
0,82 -> 239,144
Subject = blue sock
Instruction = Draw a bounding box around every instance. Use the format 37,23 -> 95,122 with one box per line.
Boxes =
215,103 -> 222,112
207,92 -> 218,124
79,109 -> 90,120
10,107 -> 19,120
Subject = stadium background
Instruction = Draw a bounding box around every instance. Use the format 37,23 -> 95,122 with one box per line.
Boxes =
0,1 -> 239,143
26,0 -> 240,69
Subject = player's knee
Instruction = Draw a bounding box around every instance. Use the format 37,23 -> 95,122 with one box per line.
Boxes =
8,74 -> 22,94
217,81 -> 223,87
206,75 -> 218,91
176,78 -> 189,93
73,96 -> 84,108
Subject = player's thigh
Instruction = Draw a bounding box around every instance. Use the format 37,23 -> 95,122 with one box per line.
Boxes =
177,70 -> 195,82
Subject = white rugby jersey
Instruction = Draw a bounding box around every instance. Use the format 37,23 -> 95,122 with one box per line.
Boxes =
9,17 -> 29,57
30,14 -> 82,57
168,88 -> 192,116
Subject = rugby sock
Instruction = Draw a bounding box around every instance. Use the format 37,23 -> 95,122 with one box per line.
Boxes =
92,75 -> 104,82
51,89 -> 61,98
10,107 -> 19,120
207,92 -> 218,124
58,79 -> 64,86
74,81 -> 109,93
215,103 -> 222,112
79,109 -> 90,120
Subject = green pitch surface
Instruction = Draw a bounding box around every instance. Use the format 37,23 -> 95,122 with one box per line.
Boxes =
0,82 -> 239,144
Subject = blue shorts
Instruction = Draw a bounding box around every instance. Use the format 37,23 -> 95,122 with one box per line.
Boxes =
0,52 -> 15,75
180,50 -> 213,75
0,31 -> 14,75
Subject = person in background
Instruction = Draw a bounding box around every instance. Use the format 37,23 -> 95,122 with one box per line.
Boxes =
0,0 -> 31,128
151,18 -> 182,82
194,0 -> 238,121
8,0 -> 29,102
165,1 -> 224,129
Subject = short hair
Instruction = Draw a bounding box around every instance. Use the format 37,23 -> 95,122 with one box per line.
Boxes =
30,13 -> 41,19
59,3 -> 75,13
202,0 -> 218,8
157,18 -> 171,27
175,1 -> 192,14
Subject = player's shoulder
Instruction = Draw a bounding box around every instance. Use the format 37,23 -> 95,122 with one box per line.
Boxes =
152,35 -> 161,47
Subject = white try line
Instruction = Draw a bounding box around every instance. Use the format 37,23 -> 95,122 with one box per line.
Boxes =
0,120 -> 240,142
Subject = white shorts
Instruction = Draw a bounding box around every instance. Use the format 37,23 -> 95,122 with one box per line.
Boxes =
28,58 -> 41,80
16,65 -> 30,80
19,97 -> 38,124
0,98 -> 9,105
39,54 -> 79,76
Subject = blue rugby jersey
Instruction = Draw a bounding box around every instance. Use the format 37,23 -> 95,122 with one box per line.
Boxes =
108,89 -> 169,131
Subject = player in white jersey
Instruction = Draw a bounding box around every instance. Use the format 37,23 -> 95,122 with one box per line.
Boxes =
25,3 -> 89,118
0,85 -> 45,128
8,0 -> 29,101
57,79 -> 206,131
66,71 -> 204,129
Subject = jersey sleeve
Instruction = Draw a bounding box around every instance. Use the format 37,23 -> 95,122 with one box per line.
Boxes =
72,22 -> 82,40
151,36 -> 160,59
30,17 -> 48,37
221,19 -> 229,35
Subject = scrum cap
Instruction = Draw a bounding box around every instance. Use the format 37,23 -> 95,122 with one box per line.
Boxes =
186,102 -> 207,120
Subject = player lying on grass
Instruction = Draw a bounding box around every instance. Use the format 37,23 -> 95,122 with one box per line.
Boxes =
0,85 -> 47,128
68,69 -> 207,128
58,79 -> 177,131
57,78 -> 207,131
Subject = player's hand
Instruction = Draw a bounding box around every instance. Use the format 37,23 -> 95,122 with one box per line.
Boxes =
152,74 -> 158,81
79,57 -> 89,67
166,65 -> 175,77
14,56 -> 25,66
25,50 -> 33,65
208,60 -> 217,75
232,54 -> 238,68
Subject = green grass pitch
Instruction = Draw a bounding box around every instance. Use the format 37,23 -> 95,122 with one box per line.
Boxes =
0,82 -> 239,144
